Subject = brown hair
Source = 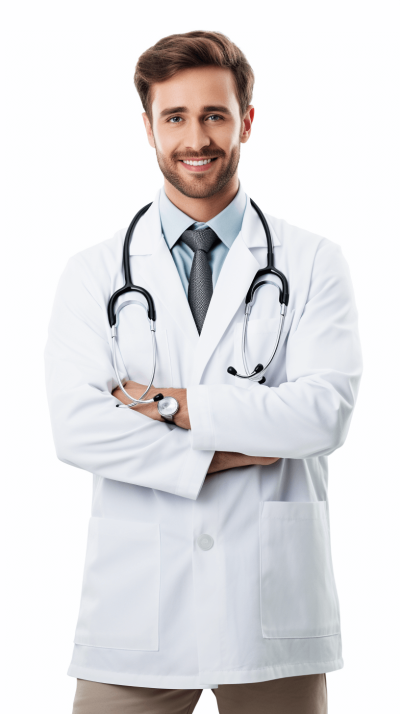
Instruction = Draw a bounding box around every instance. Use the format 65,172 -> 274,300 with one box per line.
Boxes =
134,31 -> 255,123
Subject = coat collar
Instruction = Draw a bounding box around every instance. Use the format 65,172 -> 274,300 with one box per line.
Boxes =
127,188 -> 281,385
159,182 -> 247,250
128,189 -> 281,256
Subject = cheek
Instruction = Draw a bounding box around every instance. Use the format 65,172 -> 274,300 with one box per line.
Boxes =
219,122 -> 241,153
153,126 -> 175,155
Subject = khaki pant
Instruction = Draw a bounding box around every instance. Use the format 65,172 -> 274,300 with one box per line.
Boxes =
72,673 -> 327,713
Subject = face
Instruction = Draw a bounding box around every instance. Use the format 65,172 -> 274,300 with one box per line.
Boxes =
143,66 -> 254,199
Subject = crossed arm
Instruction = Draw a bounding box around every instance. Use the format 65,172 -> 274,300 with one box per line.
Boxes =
112,381 -> 280,475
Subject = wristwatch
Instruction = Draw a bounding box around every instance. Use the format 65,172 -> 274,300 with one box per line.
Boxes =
157,396 -> 179,422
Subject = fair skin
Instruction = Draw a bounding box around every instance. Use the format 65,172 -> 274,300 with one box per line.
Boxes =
112,66 -> 280,475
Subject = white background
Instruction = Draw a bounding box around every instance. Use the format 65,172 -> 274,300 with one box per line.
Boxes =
1,1 -> 399,711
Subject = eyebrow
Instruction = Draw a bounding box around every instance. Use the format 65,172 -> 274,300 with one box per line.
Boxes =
159,105 -> 233,117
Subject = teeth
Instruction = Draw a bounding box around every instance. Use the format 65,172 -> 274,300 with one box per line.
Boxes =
182,159 -> 213,166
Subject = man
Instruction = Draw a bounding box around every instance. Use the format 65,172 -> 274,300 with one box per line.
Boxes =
44,30 -> 363,714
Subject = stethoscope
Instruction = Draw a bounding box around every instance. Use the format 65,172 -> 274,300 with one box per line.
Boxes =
108,199 -> 289,409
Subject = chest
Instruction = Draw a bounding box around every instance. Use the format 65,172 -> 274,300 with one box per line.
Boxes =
112,273 -> 295,391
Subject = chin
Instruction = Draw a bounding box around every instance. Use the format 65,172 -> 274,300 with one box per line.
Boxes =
175,181 -> 224,199
166,169 -> 235,199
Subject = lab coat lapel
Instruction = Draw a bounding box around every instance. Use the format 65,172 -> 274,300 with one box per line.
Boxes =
129,193 -> 200,346
189,195 -> 281,385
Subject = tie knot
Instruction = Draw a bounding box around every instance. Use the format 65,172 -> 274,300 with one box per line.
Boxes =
179,226 -> 219,254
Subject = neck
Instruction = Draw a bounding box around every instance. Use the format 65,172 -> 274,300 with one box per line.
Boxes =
164,174 -> 239,222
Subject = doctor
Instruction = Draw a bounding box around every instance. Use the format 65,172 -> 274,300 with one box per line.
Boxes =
45,30 -> 362,714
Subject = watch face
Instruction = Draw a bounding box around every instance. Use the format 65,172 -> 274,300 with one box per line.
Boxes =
158,396 -> 178,417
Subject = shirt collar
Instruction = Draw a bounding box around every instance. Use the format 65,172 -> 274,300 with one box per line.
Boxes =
159,181 -> 247,250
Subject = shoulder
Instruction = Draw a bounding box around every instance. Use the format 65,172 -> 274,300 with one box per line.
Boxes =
265,212 -> 342,260
55,228 -> 127,307
68,227 -> 127,274
61,228 -> 127,286
260,210 -> 353,315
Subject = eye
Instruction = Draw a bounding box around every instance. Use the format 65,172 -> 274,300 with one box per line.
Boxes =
168,116 -> 183,123
206,114 -> 222,122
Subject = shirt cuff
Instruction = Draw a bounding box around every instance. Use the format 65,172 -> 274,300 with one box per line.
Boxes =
186,385 -> 215,451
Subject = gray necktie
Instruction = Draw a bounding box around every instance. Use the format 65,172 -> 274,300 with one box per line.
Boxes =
179,226 -> 219,333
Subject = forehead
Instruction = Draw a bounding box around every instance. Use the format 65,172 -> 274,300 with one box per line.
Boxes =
151,66 -> 240,116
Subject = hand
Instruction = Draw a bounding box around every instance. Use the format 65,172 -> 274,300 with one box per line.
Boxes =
112,381 -> 191,430
207,452 -> 280,475
111,383 -> 280,472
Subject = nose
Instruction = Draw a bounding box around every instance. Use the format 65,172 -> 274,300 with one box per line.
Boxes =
183,119 -> 211,153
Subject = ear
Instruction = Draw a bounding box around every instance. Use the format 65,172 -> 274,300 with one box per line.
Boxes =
240,105 -> 255,144
142,112 -> 155,148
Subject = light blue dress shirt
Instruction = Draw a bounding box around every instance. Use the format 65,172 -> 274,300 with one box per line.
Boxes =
159,183 -> 247,297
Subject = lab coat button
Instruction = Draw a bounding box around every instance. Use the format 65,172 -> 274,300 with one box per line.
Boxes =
197,534 -> 214,551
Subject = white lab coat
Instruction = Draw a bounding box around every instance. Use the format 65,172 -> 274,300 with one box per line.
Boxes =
44,188 -> 363,689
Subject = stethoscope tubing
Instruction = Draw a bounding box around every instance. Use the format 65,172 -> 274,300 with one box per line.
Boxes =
110,297 -> 159,407
107,202 -> 154,328
111,325 -> 157,407
108,197 -> 290,401
227,199 -> 289,382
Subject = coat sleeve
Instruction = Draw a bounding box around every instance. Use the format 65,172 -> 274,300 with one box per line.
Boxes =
44,254 -> 214,500
187,238 -> 363,458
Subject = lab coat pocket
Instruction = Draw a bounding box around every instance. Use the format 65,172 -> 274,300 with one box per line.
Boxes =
259,501 -> 340,638
74,517 -> 160,650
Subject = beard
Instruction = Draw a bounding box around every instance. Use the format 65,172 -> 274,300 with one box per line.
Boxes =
154,141 -> 241,199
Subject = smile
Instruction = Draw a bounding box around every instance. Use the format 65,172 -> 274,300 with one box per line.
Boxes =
179,157 -> 218,173
181,158 -> 216,166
